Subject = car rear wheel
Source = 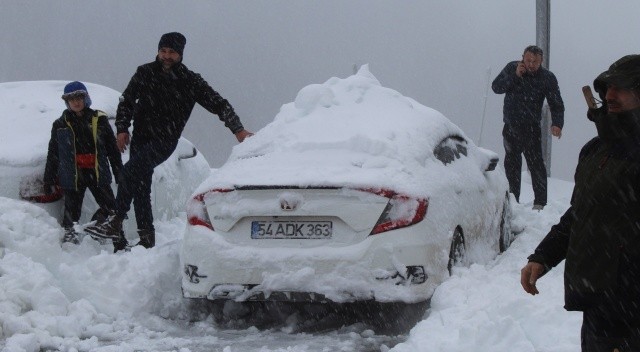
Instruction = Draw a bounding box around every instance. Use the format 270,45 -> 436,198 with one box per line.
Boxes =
447,227 -> 465,275
357,300 -> 429,334
185,298 -> 253,326
184,297 -> 222,322
499,194 -> 514,253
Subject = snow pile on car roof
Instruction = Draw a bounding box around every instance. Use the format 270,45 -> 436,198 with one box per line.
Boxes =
200,66 -> 469,195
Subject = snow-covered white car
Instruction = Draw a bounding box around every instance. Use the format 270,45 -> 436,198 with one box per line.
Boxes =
181,67 -> 512,308
0,81 -> 211,233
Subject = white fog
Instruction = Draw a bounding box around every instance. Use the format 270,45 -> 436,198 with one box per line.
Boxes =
2,0 -> 639,181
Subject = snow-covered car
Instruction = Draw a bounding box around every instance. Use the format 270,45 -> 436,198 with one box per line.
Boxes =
181,67 -> 512,308
0,81 -> 211,233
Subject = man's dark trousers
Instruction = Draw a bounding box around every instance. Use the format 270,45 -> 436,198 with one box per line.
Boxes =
502,122 -> 547,206
581,310 -> 640,352
115,137 -> 177,231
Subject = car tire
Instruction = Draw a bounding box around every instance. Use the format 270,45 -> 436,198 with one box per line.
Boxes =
358,300 -> 429,334
447,227 -> 465,275
499,194 -> 514,253
184,297 -> 221,322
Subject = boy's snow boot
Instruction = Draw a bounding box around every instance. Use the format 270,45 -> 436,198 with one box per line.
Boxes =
112,231 -> 129,253
136,229 -> 155,249
84,214 -> 124,239
62,228 -> 80,245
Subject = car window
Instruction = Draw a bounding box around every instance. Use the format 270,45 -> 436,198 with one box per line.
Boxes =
434,136 -> 468,165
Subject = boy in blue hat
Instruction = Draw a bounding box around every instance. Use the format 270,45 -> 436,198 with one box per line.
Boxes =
43,81 -> 126,251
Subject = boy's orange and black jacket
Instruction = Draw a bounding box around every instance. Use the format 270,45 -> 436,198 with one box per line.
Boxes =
44,108 -> 122,190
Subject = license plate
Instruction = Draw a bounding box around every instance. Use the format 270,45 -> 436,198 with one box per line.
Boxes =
251,221 -> 332,239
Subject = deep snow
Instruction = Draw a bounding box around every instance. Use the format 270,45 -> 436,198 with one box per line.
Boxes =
0,177 -> 582,351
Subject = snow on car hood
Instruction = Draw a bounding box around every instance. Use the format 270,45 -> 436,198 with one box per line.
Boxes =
0,81 -> 120,167
197,65 -> 477,197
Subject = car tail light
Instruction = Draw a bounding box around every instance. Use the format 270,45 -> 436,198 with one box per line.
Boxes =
186,188 -> 234,230
364,189 -> 428,235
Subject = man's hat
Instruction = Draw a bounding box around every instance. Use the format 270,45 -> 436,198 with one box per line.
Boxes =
158,32 -> 186,56
594,54 -> 640,94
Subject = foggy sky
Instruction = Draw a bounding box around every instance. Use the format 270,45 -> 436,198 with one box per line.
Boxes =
2,0 -> 639,181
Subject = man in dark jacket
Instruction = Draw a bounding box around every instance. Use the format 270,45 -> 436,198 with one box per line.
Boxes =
85,32 -> 253,248
492,45 -> 565,210
44,81 -> 125,249
521,55 -> 640,352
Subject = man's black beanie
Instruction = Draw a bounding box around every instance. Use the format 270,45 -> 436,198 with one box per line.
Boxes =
158,32 -> 186,56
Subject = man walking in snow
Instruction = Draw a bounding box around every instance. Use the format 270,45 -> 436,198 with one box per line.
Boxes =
521,55 -> 640,351
85,32 -> 253,248
492,45 -> 564,210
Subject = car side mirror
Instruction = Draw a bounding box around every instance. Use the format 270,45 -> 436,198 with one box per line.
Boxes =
485,157 -> 499,172
178,147 -> 197,161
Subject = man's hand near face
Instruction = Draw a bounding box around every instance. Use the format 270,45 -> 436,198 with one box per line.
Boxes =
516,62 -> 526,77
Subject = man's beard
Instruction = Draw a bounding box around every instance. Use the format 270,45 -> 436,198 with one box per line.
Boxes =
606,100 -> 623,112
591,107 -> 640,141
161,58 -> 176,69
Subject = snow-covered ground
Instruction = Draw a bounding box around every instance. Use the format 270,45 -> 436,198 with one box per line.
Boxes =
0,175 -> 582,352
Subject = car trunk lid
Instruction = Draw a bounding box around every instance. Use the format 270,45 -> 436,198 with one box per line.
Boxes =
203,186 -> 390,245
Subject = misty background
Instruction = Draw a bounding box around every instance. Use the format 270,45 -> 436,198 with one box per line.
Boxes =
2,0 -> 639,181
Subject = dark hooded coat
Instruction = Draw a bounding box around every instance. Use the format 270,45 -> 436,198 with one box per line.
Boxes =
528,106 -> 640,333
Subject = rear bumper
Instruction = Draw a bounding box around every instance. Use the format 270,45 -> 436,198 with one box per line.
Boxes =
180,224 -> 447,303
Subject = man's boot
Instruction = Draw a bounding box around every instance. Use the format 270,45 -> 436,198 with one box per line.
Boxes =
91,208 -> 111,225
137,229 -> 155,249
84,214 -> 124,239
112,231 -> 129,253
86,208 -> 111,244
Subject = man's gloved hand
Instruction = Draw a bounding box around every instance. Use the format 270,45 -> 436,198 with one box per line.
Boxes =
43,183 -> 53,195
587,104 -> 608,122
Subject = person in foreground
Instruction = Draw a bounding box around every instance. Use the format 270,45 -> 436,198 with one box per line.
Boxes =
521,55 -> 640,352
44,81 -> 126,251
492,45 -> 565,210
84,32 -> 253,248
